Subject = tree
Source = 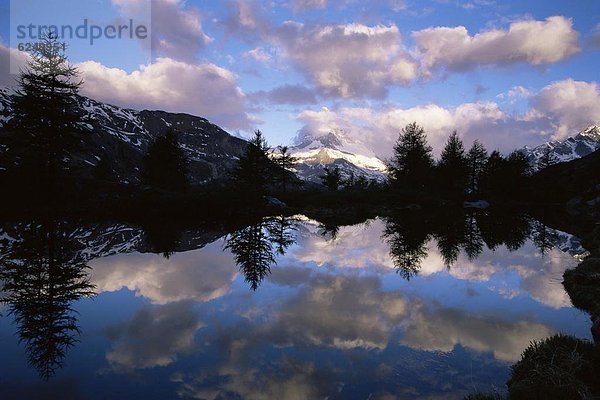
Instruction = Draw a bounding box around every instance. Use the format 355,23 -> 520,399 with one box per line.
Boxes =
272,145 -> 297,193
0,221 -> 95,379
6,32 -> 84,196
437,131 -> 468,196
231,130 -> 272,198
387,122 -> 434,190
466,140 -> 488,196
320,166 -> 342,191
141,130 -> 188,191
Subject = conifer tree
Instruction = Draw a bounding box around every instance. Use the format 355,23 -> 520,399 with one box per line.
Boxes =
387,122 -> 434,189
272,145 -> 297,193
141,130 -> 188,191
231,129 -> 273,198
320,166 -> 342,191
437,131 -> 468,196
7,32 -> 83,193
466,140 -> 488,195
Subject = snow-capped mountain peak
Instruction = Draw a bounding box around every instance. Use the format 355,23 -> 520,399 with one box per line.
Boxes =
522,125 -> 600,172
290,128 -> 387,184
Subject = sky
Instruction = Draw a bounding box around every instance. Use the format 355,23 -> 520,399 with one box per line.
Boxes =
1,0 -> 600,157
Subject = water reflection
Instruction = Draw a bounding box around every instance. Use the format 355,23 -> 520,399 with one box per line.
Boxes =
0,210 -> 589,399
224,215 -> 298,290
0,220 -> 95,379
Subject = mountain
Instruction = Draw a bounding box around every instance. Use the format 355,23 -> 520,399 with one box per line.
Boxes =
530,148 -> 600,213
522,125 -> 600,172
289,129 -> 387,184
0,88 -> 248,185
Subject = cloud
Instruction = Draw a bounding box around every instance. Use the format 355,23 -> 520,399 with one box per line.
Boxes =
276,22 -> 418,98
413,16 -> 580,77
244,47 -> 272,62
291,0 -> 328,11
588,23 -> 600,48
497,85 -> 531,100
294,78 -> 600,157
267,274 -> 407,349
77,57 -> 253,130
250,84 -> 318,105
112,0 -> 212,61
220,0 -> 272,42
0,43 -> 30,87
106,301 -> 202,371
528,79 -> 600,140
90,241 -> 238,305
401,301 -> 554,362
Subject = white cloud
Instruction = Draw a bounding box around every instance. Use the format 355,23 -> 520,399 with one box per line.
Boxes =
244,47 -> 272,62
77,57 -> 253,130
528,79 -> 600,140
401,301 -> 554,362
414,16 -> 580,77
112,0 -> 212,61
276,22 -> 418,98
106,301 -> 203,371
90,241 -> 238,305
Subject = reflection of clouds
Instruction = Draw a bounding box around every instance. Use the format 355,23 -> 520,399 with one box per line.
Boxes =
288,219 -> 576,308
268,274 -> 406,349
90,241 -> 237,305
288,220 -> 394,270
177,359 -> 337,400
106,301 -> 202,372
401,300 -> 554,362
172,271 -> 553,399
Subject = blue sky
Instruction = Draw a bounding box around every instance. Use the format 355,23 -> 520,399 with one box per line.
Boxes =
1,0 -> 599,156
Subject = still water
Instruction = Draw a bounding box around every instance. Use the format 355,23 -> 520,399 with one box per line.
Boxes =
0,212 -> 591,399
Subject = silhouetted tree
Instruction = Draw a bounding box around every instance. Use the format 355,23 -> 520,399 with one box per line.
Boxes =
466,140 -> 488,196
0,221 -> 95,379
272,146 -> 298,193
387,122 -> 434,190
231,130 -> 272,199
6,32 -> 84,198
434,210 -> 467,266
320,166 -> 342,191
141,130 -> 188,191
479,150 -> 504,198
436,131 -> 468,197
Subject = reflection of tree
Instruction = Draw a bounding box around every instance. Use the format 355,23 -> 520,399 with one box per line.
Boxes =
0,221 -> 95,379
477,210 -> 531,251
383,214 -> 430,280
530,221 -> 559,257
462,211 -> 484,260
142,220 -> 181,259
225,216 -> 297,290
318,223 -> 340,241
433,211 -> 466,266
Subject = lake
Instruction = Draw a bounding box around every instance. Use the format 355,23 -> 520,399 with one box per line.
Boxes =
0,211 -> 592,399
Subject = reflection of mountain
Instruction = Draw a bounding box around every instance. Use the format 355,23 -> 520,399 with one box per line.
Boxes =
0,221 -> 228,266
289,129 -> 387,183
0,221 -> 95,379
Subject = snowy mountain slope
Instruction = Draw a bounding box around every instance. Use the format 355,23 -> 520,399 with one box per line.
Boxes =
0,221 -> 226,266
522,125 -> 600,172
289,129 -> 387,183
0,88 -> 248,184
